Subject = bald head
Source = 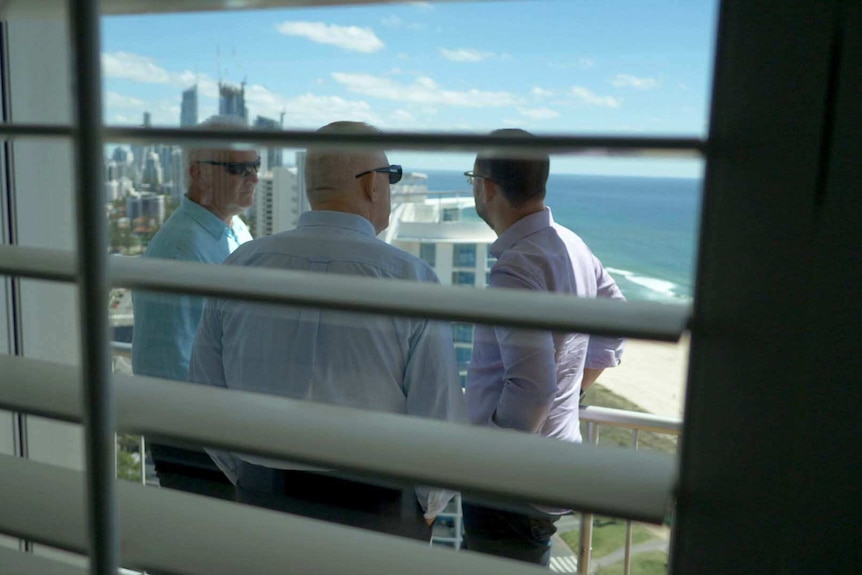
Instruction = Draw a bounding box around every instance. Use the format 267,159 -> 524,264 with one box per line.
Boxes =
304,121 -> 393,233
305,121 -> 387,205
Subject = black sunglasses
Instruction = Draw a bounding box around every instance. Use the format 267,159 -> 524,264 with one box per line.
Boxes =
195,157 -> 261,178
355,164 -> 403,184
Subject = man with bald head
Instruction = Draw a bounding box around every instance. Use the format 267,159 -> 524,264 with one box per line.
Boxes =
189,121 -> 466,541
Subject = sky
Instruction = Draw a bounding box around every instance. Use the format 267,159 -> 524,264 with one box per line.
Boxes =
101,0 -> 718,177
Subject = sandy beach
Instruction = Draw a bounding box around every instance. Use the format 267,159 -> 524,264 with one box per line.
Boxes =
592,334 -> 690,418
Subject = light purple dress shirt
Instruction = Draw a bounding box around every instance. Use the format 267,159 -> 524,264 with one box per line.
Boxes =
466,208 -> 625,444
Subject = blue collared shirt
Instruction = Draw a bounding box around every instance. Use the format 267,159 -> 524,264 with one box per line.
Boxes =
132,196 -> 252,382
467,208 -> 625,443
188,211 -> 466,513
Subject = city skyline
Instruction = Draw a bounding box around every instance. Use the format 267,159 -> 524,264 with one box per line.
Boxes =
101,0 -> 717,177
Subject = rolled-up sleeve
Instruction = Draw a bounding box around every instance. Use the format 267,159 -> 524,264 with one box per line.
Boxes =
586,258 -> 626,368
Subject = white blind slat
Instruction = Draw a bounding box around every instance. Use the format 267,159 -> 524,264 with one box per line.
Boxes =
0,354 -> 677,522
0,453 -> 552,575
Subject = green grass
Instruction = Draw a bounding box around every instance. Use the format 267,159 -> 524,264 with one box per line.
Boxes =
595,550 -> 669,575
116,433 -> 142,482
580,384 -> 679,455
559,518 -> 657,559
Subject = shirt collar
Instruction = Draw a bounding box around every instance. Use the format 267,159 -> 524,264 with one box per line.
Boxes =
298,210 -> 377,238
181,196 -> 231,240
490,207 -> 553,257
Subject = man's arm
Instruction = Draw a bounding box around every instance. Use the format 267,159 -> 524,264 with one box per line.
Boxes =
582,367 -> 604,392
585,258 -> 626,371
187,298 -> 227,389
488,269 -> 558,433
131,289 -> 205,381
187,298 -> 241,482
403,313 -> 467,523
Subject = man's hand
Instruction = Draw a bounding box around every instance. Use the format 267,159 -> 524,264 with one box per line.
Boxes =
425,516 -> 436,526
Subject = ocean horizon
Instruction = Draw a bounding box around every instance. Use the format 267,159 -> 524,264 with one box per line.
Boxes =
416,170 -> 702,304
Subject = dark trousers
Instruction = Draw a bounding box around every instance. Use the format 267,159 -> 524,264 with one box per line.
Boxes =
462,502 -> 558,566
236,462 -> 431,542
151,443 -> 235,501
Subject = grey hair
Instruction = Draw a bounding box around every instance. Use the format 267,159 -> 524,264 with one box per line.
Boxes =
183,114 -> 255,177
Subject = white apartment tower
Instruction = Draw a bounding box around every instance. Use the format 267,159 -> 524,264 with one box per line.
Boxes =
254,166 -> 309,236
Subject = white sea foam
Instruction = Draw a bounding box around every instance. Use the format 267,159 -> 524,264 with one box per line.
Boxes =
607,267 -> 685,301
626,275 -> 678,298
606,267 -> 635,277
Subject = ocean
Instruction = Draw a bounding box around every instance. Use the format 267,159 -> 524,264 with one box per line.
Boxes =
419,170 -> 702,304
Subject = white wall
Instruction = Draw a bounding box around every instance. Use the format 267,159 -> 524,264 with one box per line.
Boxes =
4,15 -> 84,470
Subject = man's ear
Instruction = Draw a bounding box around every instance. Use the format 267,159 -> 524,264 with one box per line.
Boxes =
358,172 -> 376,202
189,162 -> 204,184
482,178 -> 497,202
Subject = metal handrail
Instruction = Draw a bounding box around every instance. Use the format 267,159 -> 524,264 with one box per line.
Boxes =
579,405 -> 682,435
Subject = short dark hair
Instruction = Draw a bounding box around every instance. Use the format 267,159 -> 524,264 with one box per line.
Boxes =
476,129 -> 549,207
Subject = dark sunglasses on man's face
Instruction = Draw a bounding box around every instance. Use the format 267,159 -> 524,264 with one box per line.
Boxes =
354,164 -> 403,185
195,158 -> 261,178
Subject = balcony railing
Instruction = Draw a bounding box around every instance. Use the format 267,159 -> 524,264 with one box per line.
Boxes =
576,407 -> 681,575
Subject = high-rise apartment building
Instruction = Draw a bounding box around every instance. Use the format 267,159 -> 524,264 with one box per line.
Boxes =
383,182 -> 496,386
130,111 -> 152,178
126,191 -> 165,227
254,166 -> 308,237
169,147 -> 185,203
218,81 -> 247,123
141,152 -> 163,191
253,115 -> 283,173
180,85 -> 198,127
295,151 -> 307,207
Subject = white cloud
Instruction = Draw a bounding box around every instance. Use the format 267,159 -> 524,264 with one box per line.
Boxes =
612,74 -> 658,90
102,51 -> 213,98
440,48 -> 495,63
518,107 -> 560,120
331,72 -> 520,107
102,51 -> 379,128
531,87 -> 553,99
105,91 -> 147,109
382,16 -> 403,28
105,98 -> 181,127
240,82 -> 380,127
549,58 -> 596,71
392,109 -> 416,123
276,21 -> 384,54
102,52 -> 172,84
571,86 -> 622,108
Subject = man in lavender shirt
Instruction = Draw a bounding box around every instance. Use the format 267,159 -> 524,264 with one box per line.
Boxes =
462,129 -> 626,565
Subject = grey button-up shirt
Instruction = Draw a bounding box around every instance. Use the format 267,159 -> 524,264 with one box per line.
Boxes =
189,210 -> 466,515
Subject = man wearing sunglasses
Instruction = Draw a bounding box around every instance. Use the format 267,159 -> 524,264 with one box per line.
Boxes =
189,121 -> 466,541
461,129 -> 626,566
132,115 -> 258,500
